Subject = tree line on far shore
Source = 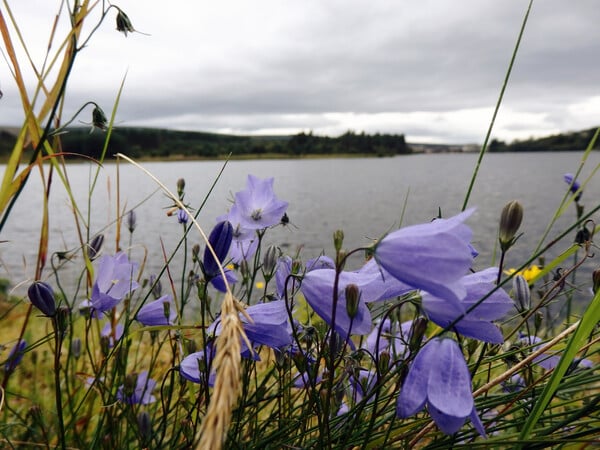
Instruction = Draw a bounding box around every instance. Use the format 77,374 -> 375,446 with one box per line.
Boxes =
0,128 -> 409,160
0,126 -> 597,160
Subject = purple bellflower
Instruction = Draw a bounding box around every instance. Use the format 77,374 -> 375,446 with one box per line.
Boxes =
375,209 -> 476,303
357,258 -> 415,303
136,294 -> 177,326
421,267 -> 513,344
231,174 -> 288,230
117,370 -> 157,405
209,300 -> 293,357
180,345 -> 216,386
300,269 -> 373,342
89,252 -> 139,316
397,337 -> 486,437
564,173 -> 582,201
4,339 -> 26,373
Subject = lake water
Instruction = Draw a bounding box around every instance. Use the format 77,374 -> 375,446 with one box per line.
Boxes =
1,152 -> 599,310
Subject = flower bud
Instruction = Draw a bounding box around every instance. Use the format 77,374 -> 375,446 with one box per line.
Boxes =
177,209 -> 188,224
56,306 -> 70,335
203,221 -> 233,278
512,274 -> 531,313
149,274 -> 162,299
116,10 -> 135,36
345,284 -> 360,319
92,105 -> 107,131
262,245 -> 279,277
333,229 -> 344,253
137,411 -> 152,443
27,281 -> 56,317
127,210 -> 137,233
409,317 -> 428,352
86,234 -> 104,260
176,178 -> 186,198
534,311 -> 543,332
378,351 -> 390,373
499,200 -> 524,252
124,373 -> 138,398
100,335 -> 111,357
72,338 -> 82,359
192,244 -> 201,263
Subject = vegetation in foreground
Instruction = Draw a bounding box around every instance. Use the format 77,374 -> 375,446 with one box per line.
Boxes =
1,2 -> 600,449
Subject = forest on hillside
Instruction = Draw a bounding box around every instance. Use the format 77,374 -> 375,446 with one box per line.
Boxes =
0,128 -> 409,160
0,126 -> 598,161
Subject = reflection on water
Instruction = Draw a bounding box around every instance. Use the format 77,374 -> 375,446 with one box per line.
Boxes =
1,152 -> 598,312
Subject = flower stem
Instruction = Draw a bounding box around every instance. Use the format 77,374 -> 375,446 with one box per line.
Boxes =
52,318 -> 66,450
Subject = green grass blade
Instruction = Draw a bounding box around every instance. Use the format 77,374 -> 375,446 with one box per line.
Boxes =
518,288 -> 600,442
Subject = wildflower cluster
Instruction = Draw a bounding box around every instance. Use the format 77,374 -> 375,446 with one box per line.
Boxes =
2,166 -> 599,449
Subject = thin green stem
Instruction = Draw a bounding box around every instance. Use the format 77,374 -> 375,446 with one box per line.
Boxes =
462,0 -> 533,211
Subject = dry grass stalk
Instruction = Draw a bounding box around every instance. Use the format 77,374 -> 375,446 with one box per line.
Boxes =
196,291 -> 249,450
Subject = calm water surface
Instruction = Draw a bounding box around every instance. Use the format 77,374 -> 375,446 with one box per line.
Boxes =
1,152 -> 599,309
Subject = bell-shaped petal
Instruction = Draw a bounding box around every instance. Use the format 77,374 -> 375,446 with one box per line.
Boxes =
397,337 -> 437,417
427,338 -> 473,418
301,269 -> 373,341
136,295 -> 177,326
422,267 -> 513,344
209,268 -> 238,293
180,348 -> 216,386
397,337 -> 485,437
90,252 -> 139,315
358,258 -> 415,303
232,175 -> 288,230
375,209 -> 475,303
241,300 -> 293,349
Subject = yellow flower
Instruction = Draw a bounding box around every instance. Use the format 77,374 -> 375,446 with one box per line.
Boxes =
504,265 -> 542,282
255,281 -> 265,289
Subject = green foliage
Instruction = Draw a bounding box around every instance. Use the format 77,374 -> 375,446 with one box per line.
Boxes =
489,128 -> 600,152
0,127 -> 410,160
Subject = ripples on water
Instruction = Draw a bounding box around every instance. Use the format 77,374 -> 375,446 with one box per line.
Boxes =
1,152 -> 599,312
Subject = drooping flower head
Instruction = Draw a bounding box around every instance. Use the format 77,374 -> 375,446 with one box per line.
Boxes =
180,346 -> 216,386
117,370 -> 157,405
232,174 -> 288,230
300,269 -> 373,342
89,252 -> 139,316
136,295 -> 177,326
208,300 -> 293,358
375,209 -> 476,303
421,267 -> 513,344
202,221 -> 236,292
397,337 -> 486,437
27,281 -> 56,317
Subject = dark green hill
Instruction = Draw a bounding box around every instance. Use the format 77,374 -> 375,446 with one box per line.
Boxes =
0,127 -> 409,160
488,127 -> 599,152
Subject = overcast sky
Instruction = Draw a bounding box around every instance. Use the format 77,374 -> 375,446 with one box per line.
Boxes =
1,0 -> 599,144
